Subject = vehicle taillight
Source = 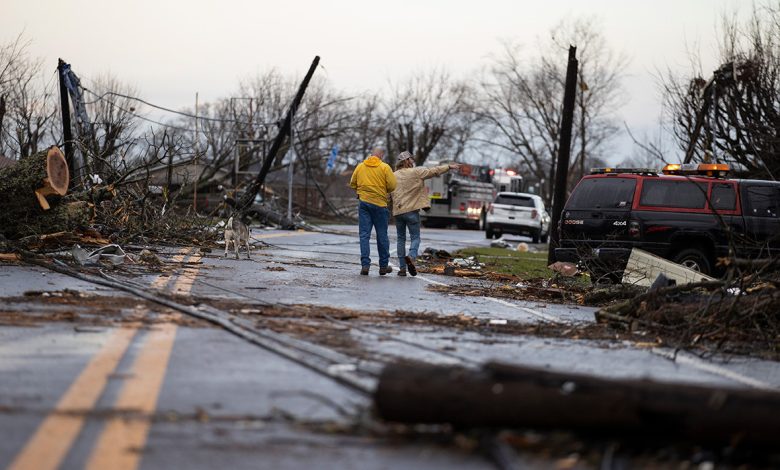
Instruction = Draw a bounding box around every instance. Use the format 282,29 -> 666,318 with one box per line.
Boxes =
459,202 -> 466,212
629,220 -> 641,239
531,209 -> 538,219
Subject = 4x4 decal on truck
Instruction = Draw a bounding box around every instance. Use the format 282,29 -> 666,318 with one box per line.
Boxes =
613,221 -> 627,226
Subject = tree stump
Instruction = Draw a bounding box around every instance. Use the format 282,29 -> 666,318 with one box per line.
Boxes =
0,146 -> 88,239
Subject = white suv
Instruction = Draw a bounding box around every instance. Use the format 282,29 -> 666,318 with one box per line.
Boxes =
484,192 -> 550,243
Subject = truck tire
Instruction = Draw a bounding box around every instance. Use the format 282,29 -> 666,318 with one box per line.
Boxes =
672,248 -> 713,276
541,233 -> 549,243
485,224 -> 495,239
531,230 -> 540,244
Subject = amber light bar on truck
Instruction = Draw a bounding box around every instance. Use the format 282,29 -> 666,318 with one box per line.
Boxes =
662,163 -> 730,177
590,167 -> 658,175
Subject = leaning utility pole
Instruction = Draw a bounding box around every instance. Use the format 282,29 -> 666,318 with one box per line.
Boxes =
548,46 -> 578,265
286,110 -> 295,221
57,59 -> 75,184
237,56 -> 320,213
193,92 -> 199,212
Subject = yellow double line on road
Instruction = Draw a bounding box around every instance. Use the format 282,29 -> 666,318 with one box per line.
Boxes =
8,248 -> 202,470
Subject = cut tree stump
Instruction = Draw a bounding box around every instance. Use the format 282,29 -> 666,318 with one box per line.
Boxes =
374,361 -> 780,444
0,146 -> 88,239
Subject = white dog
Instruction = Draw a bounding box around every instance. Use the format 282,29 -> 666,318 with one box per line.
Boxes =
224,216 -> 251,259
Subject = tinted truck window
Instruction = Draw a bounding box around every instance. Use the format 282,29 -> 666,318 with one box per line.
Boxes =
566,178 -> 636,210
640,180 -> 708,209
711,183 -> 737,210
745,185 -> 779,217
495,195 -> 534,207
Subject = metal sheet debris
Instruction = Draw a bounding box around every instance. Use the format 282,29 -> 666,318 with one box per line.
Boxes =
71,244 -> 127,266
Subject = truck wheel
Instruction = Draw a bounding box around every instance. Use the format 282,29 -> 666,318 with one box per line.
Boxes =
531,230 -> 540,244
672,248 -> 712,275
541,233 -> 549,243
485,224 -> 494,239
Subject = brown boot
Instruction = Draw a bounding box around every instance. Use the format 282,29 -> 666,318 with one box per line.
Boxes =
379,265 -> 393,275
397,269 -> 407,277
360,266 -> 369,275
405,256 -> 417,276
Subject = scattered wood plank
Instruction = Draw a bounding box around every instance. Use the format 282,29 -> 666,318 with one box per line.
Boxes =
0,253 -> 21,262
622,248 -> 715,287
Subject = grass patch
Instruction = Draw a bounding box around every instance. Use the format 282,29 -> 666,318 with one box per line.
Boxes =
456,247 -> 551,279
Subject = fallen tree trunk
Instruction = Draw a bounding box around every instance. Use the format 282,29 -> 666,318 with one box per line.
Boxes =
247,204 -> 296,230
374,361 -> 780,444
0,146 -> 88,239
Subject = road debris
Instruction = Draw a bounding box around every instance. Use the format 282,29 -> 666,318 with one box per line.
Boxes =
420,247 -> 452,260
71,244 -> 127,265
427,278 -> 596,305
595,273 -> 780,358
490,239 -> 512,249
622,248 -> 716,287
0,289 -> 207,327
548,261 -> 578,277
0,253 -> 22,263
137,249 -> 163,266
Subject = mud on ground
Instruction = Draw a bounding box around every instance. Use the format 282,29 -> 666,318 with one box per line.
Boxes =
0,289 -> 209,328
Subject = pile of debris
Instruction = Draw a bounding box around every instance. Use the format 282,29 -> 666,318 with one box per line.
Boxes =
0,146 -> 222,258
417,248 -> 490,278
595,251 -> 780,358
597,276 -> 780,358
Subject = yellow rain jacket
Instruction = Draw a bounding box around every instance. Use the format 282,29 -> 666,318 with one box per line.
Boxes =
349,155 -> 397,207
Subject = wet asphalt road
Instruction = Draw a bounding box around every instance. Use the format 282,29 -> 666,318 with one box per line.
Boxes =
2,225 -> 780,469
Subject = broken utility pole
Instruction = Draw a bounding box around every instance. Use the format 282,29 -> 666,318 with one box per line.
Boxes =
375,361 -> 780,444
237,56 -> 320,215
548,46 -> 578,265
57,59 -> 75,185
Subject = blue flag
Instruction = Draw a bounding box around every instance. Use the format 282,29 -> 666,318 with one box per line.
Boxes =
326,145 -> 339,174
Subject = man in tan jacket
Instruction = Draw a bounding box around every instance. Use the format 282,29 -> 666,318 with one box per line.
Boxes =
391,151 -> 459,276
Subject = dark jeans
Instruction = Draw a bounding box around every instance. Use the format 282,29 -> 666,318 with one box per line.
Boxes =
395,210 -> 421,269
358,201 -> 390,267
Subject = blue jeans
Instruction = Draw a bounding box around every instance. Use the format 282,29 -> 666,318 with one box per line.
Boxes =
358,201 -> 390,267
395,210 -> 421,269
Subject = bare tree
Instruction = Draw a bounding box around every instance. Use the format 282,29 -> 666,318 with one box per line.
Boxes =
0,34 -> 57,159
336,94 -> 385,163
384,69 -> 477,166
662,3 -> 780,178
81,74 -> 142,180
479,18 -> 627,202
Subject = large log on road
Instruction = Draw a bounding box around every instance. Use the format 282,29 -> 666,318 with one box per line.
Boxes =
0,146 -> 87,238
374,361 -> 780,444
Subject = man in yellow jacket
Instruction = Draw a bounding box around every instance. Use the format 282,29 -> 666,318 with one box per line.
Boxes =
350,148 -> 397,275
392,151 -> 459,276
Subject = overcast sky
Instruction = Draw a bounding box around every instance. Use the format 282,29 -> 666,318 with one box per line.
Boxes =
2,0 -> 751,161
